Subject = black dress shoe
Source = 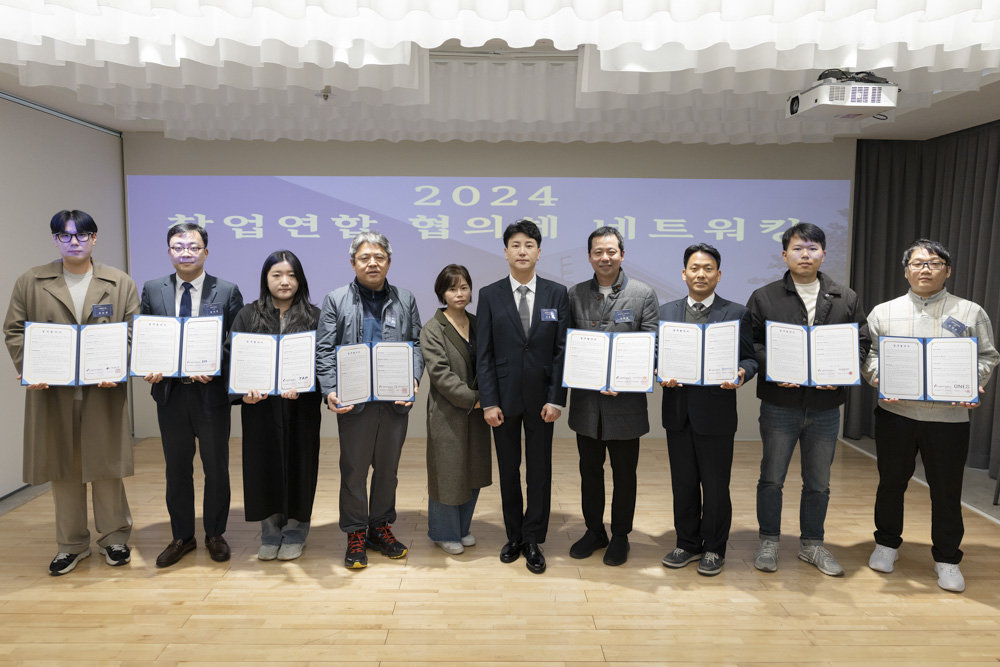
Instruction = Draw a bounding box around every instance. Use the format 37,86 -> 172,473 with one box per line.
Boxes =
499,540 -> 521,563
205,535 -> 231,562
522,542 -> 546,574
156,537 -> 196,568
569,530 -> 609,559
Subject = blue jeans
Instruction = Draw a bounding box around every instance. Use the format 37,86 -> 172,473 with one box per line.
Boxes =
756,402 -> 840,543
427,489 -> 480,542
261,513 -> 310,546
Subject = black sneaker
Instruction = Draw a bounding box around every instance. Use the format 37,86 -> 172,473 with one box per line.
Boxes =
661,547 -> 703,569
569,530 -> 609,559
366,523 -> 407,559
49,548 -> 91,576
603,534 -> 629,566
100,544 -> 131,566
345,530 -> 368,569
697,551 -> 725,576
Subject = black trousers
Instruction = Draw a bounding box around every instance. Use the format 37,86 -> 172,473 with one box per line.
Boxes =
493,410 -> 552,544
157,382 -> 232,540
665,422 -> 734,557
336,402 -> 408,533
873,407 -> 969,564
577,434 -> 639,537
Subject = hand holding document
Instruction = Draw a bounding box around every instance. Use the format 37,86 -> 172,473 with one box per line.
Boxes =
657,320 -> 740,386
562,329 -> 655,393
229,331 -> 317,396
765,321 -> 860,386
879,336 -> 978,403
335,341 -> 415,405
21,322 -> 78,386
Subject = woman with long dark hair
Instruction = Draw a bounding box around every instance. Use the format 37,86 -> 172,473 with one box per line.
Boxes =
230,250 -> 322,561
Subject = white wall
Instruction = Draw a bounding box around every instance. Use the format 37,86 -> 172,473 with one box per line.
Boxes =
0,98 -> 126,497
122,135 -> 857,443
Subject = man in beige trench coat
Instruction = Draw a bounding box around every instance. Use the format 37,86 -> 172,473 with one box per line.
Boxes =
4,210 -> 140,575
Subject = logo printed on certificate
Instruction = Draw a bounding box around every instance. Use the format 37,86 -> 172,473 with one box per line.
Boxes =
540,309 -> 557,322
614,309 -> 634,324
91,304 -> 113,318
202,303 -> 223,316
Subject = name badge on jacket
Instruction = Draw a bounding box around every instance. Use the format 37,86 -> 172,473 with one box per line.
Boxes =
91,304 -> 113,318
540,309 -> 557,322
202,303 -> 223,317
385,313 -> 397,328
942,316 -> 967,336
614,309 -> 634,324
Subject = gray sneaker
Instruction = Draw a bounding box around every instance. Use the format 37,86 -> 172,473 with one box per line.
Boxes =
798,544 -> 845,576
753,539 -> 779,572
697,552 -> 725,576
661,547 -> 702,569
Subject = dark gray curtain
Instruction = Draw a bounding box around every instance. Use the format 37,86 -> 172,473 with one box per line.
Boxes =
846,119 -> 1000,476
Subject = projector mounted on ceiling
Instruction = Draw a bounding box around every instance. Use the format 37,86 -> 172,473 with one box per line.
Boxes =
786,69 -> 898,120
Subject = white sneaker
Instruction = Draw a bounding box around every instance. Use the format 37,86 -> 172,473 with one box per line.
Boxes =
278,542 -> 304,561
460,534 -> 476,547
258,544 -> 279,561
798,544 -> 845,577
934,562 -> 965,593
868,545 -> 898,573
435,541 -> 464,555
753,539 -> 779,572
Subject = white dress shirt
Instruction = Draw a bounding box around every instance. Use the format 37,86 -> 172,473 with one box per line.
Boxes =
508,273 -> 538,327
174,271 -> 206,316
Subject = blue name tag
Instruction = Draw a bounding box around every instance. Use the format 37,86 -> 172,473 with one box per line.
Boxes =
942,316 -> 967,336
385,313 -> 397,328
614,309 -> 634,324
91,304 -> 113,318
540,309 -> 557,322
201,303 -> 223,317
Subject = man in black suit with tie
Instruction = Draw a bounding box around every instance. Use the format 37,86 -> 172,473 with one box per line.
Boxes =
659,243 -> 756,576
476,219 -> 569,574
140,222 -> 244,567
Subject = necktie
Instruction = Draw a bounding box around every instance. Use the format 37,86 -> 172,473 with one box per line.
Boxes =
692,302 -> 706,312
179,282 -> 193,318
517,285 -> 530,335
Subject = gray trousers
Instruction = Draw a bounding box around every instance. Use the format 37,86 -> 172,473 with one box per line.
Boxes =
336,402 -> 408,533
51,399 -> 132,552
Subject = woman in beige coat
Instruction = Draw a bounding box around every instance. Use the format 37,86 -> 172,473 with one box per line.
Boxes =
420,265 -> 491,555
3,210 -> 140,575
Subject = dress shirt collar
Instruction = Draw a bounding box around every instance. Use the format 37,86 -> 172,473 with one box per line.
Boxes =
175,271 -> 206,293
687,293 -> 716,309
509,273 -> 537,294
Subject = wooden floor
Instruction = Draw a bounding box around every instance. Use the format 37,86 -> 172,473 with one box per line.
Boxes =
1,434 -> 1000,666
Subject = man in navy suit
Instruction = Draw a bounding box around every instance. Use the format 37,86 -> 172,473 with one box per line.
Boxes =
140,222 -> 244,567
659,243 -> 756,576
476,219 -> 569,574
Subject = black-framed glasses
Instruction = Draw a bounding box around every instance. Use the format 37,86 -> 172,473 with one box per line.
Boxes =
906,260 -> 947,271
54,232 -> 93,243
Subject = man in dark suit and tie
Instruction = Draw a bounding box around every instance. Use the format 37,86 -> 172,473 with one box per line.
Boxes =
659,243 -> 756,576
476,219 -> 569,574
140,222 -> 244,567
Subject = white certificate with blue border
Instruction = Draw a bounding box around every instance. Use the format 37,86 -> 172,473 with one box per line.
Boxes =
278,331 -> 316,393
562,329 -> 611,391
79,322 -> 128,385
21,322 -> 78,386
373,341 -> 415,402
130,315 -> 182,377
228,332 -> 277,395
609,331 -> 655,393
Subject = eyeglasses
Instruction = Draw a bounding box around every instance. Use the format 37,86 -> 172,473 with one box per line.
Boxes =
906,260 -> 947,271
169,244 -> 205,254
54,232 -> 93,243
355,253 -> 388,264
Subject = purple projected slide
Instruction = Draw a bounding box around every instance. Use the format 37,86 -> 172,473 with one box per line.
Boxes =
126,176 -> 850,322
